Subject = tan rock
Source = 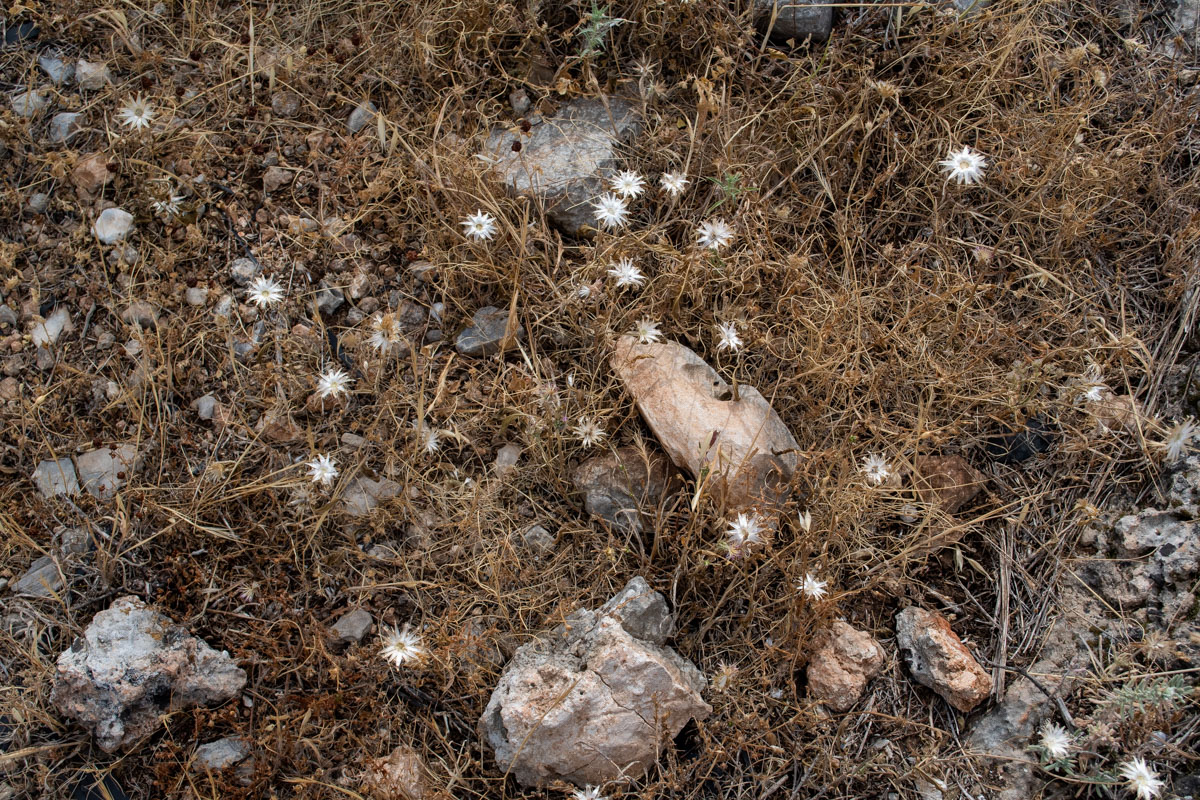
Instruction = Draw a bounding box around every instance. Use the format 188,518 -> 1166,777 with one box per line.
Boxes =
895,607 -> 992,712
262,166 -> 293,193
807,621 -> 886,712
1092,390 -> 1144,433
362,744 -> 429,800
72,153 -> 112,197
256,411 -> 301,443
911,455 -> 984,514
610,336 -> 799,511
572,445 -> 675,533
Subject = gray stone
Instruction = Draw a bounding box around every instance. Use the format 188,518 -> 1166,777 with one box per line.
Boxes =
271,91 -> 301,118
75,444 -> 140,500
193,737 -> 251,771
754,0 -> 833,41
340,432 -> 366,449
1175,0 -> 1200,57
32,457 -> 79,497
518,524 -> 555,556
11,555 -> 63,598
28,192 -> 50,213
184,286 -> 208,306
950,0 -> 991,12
479,577 -> 709,787
572,446 -> 674,534
30,306 -> 72,347
329,608 -> 373,645
39,53 -> 73,84
93,208 -> 134,244
229,257 -> 260,286
482,97 -> 641,234
214,294 -> 235,319
193,394 -> 217,421
55,527 -> 93,556
342,476 -> 402,516
0,305 -> 16,329
315,282 -> 344,315
51,596 -> 247,752
48,111 -> 82,144
10,89 -> 47,118
494,442 -> 521,474
347,101 -> 377,134
455,306 -> 524,356
75,60 -> 112,91
121,301 -> 160,330
262,166 -> 292,193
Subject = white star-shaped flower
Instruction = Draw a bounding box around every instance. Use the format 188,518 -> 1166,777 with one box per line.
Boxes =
1118,757 -> 1164,800
716,320 -> 742,352
316,367 -> 353,399
246,275 -> 285,308
306,454 -> 338,486
697,218 -> 734,250
379,626 -> 425,668
1036,722 -> 1072,761
861,453 -> 891,485
571,786 -> 608,800
607,257 -> 645,288
798,573 -> 828,600
610,170 -> 646,199
117,94 -> 156,130
573,417 -> 606,449
939,145 -> 988,185
152,194 -> 185,219
632,318 -> 662,345
592,193 -> 630,229
461,210 -> 497,241
412,419 -> 440,454
368,313 -> 403,352
1160,418 -> 1197,463
659,172 -> 690,197
725,511 -> 766,557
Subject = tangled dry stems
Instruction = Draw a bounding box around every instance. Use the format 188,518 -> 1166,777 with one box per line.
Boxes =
2,0 -> 1199,797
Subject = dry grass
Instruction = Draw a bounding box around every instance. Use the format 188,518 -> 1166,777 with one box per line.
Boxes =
2,0 -> 1199,797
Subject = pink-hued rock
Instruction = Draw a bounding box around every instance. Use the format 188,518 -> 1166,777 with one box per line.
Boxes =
911,455 -> 984,514
479,577 -> 710,787
361,744 -> 430,800
807,621 -> 886,712
51,596 -> 246,752
610,336 -> 799,511
895,607 -> 992,712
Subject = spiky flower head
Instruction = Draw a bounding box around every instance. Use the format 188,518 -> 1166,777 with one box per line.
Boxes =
861,453 -> 891,486
412,419 -> 440,454
246,275 -> 285,308
1036,722 -> 1073,761
660,172 -> 690,197
379,625 -> 425,668
592,193 -> 630,229
633,318 -> 662,345
798,573 -> 828,600
306,454 -> 338,486
573,417 -> 606,449
607,257 -> 645,288
571,786 -> 608,800
368,313 -> 403,352
696,218 -> 734,250
152,193 -> 185,219
461,210 -> 497,241
725,511 -> 766,557
1160,418 -> 1197,463
711,662 -> 739,692
715,320 -> 742,352
117,94 -> 156,130
1118,757 -> 1164,800
611,170 -> 646,199
939,145 -> 988,185
316,367 -> 353,399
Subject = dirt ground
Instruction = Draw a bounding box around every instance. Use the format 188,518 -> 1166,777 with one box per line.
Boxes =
2,0 -> 1199,798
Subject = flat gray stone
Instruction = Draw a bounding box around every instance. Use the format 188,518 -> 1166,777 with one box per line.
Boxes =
11,556 -> 63,598
342,476 -> 402,516
10,90 -> 47,118
75,444 -> 140,500
32,457 -> 79,498
330,608 -> 373,645
48,111 -> 83,144
39,54 -> 73,84
75,60 -> 112,91
754,0 -> 833,41
347,101 -> 377,134
482,97 -> 641,234
455,306 -> 524,356
193,394 -> 217,421
518,524 -> 555,556
315,282 -> 344,315
194,737 -> 251,771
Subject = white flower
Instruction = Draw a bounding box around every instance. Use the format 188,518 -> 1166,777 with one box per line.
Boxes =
696,218 -> 734,250
798,573 -> 828,600
1160,418 -> 1197,463
611,170 -> 646,199
939,145 -> 988,185
592,193 -> 630,229
246,275 -> 285,308
725,511 -> 766,556
660,171 -> 690,196
461,210 -> 497,241
152,194 -> 185,219
413,419 -> 440,454
306,454 -> 338,486
573,417 -> 606,449
861,453 -> 891,485
117,94 -> 156,130
715,320 -> 742,352
632,318 -> 662,345
316,367 -> 353,399
1036,722 -> 1072,761
571,786 -> 608,800
607,257 -> 645,288
368,313 -> 403,352
379,626 -> 425,668
711,662 -> 738,692
1118,757 -> 1164,800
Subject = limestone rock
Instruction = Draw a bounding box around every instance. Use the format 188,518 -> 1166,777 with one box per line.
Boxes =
263,166 -> 292,193
517,524 -> 555,556
75,60 -> 112,91
32,457 -> 79,498
493,442 -> 521,475
611,336 -> 799,511
342,475 -> 402,516
30,306 -> 73,348
39,53 -> 73,83
72,153 -> 112,196
193,737 -> 251,771
11,555 -> 64,598
193,394 -> 218,421
348,101 -> 377,134
455,306 -> 524,356
271,91 -> 301,117
93,208 -> 134,244
75,444 -> 140,500
754,0 -> 833,42
572,445 -> 674,534
482,97 -> 641,234
895,607 -> 992,712
229,257 -> 260,286
479,577 -> 710,786
10,89 -> 47,117
911,455 -> 984,514
51,596 -> 246,752
48,111 -> 82,144
807,621 -> 886,712
362,744 -> 430,800
330,608 -> 374,645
